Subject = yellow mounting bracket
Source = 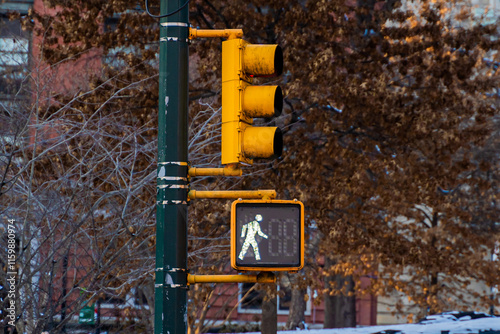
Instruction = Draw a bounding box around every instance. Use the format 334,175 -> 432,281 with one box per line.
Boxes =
188,164 -> 242,177
189,28 -> 243,40
188,189 -> 276,200
187,272 -> 276,285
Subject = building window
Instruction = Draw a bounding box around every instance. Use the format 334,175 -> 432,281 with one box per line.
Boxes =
100,292 -> 125,309
239,283 -> 263,313
102,15 -> 158,70
277,285 -> 292,315
133,287 -> 149,306
0,16 -> 29,101
237,283 -> 312,315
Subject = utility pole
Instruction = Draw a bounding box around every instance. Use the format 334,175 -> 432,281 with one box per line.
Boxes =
155,0 -> 189,333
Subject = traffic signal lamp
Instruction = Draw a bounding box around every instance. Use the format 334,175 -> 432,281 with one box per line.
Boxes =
221,38 -> 284,165
231,199 -> 304,272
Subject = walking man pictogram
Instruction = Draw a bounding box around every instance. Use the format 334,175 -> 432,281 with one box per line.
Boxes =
238,214 -> 268,260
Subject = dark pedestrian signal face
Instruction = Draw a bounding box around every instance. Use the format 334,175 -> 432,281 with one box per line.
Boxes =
231,200 -> 304,271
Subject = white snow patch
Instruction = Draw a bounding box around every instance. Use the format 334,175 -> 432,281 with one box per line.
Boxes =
244,317 -> 500,334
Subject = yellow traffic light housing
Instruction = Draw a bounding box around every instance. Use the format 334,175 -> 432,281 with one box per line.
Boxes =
221,38 -> 284,165
231,199 -> 304,272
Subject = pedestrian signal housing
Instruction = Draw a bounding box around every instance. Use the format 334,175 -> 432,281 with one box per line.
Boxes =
231,199 -> 304,272
221,38 -> 284,165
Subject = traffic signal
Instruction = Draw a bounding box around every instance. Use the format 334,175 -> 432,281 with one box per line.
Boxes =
231,199 -> 304,272
221,38 -> 284,165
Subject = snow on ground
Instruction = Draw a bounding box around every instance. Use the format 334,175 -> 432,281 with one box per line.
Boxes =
290,317 -> 500,334
248,313 -> 500,334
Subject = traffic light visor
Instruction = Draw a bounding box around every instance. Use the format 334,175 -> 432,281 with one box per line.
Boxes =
242,126 -> 283,159
243,44 -> 283,77
243,85 -> 283,118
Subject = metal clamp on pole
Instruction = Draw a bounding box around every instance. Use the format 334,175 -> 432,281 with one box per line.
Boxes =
189,28 -> 243,40
187,272 -> 276,284
155,268 -> 189,289
188,189 -> 276,200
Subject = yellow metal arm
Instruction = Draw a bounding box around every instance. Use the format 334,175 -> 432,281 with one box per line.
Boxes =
188,166 -> 242,177
188,189 -> 276,200
189,28 -> 243,40
187,272 -> 276,284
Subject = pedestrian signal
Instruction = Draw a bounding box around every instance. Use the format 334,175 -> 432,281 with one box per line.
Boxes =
231,199 -> 304,272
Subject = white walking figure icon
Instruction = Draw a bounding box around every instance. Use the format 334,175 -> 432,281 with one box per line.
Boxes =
238,214 -> 268,260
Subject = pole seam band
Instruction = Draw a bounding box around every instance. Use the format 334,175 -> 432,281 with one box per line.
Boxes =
158,161 -> 188,166
157,184 -> 188,189
156,268 -> 187,272
157,176 -> 188,181
160,37 -> 189,42
160,22 -> 189,27
155,283 -> 188,289
157,200 -> 188,205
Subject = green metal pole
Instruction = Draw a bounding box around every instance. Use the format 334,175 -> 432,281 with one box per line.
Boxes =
155,0 -> 189,333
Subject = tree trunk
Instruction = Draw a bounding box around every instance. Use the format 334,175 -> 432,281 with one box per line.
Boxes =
286,226 -> 323,330
324,256 -> 356,328
261,285 -> 277,334
285,273 -> 307,330
285,286 -> 307,329
427,212 -> 439,315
